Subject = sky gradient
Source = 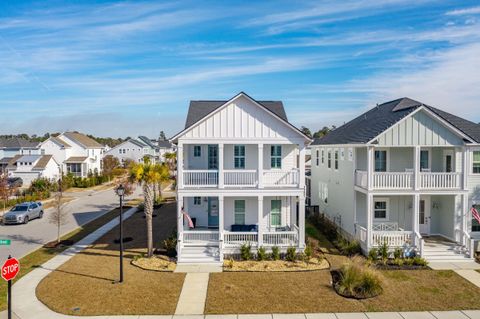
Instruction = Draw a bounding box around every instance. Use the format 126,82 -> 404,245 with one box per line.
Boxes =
1,0 -> 479,138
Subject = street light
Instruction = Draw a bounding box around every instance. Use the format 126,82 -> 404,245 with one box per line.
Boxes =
115,184 -> 125,283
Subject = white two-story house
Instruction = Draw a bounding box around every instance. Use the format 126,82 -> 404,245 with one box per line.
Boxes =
40,132 -> 105,177
6,155 -> 60,187
310,98 -> 480,262
104,137 -> 157,165
171,92 -> 312,264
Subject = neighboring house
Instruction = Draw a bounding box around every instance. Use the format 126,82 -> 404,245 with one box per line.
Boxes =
0,138 -> 39,172
171,92 -> 311,264
6,155 -> 60,187
156,138 -> 176,162
105,137 -> 157,164
39,132 -> 104,177
310,97 -> 480,262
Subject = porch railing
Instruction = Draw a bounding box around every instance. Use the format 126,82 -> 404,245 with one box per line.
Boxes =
372,222 -> 402,231
183,230 -> 219,244
373,172 -> 414,189
263,230 -> 298,246
463,230 -> 475,258
355,224 -> 367,244
372,231 -> 413,248
183,170 -> 218,187
263,169 -> 299,187
419,172 -> 461,189
224,170 -> 257,187
224,232 -> 258,248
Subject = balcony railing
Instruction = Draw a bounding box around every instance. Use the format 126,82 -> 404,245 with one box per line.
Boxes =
419,172 -> 461,189
182,168 -> 300,188
355,170 -> 462,190
263,169 -> 299,187
183,170 -> 218,187
224,170 -> 257,187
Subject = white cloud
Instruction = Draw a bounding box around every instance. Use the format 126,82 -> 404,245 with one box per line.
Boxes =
446,6 -> 480,16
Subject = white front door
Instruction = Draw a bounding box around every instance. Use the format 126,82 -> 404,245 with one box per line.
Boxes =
419,196 -> 431,235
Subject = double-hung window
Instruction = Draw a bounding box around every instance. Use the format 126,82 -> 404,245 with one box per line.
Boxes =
375,150 -> 387,172
473,151 -> 480,174
321,149 -> 325,164
234,200 -> 245,225
270,199 -> 281,226
234,145 -> 245,169
327,151 -> 332,169
334,150 -> 339,170
271,145 -> 282,169
316,150 -> 319,166
193,145 -> 201,157
374,199 -> 389,220
420,150 -> 430,171
193,197 -> 201,205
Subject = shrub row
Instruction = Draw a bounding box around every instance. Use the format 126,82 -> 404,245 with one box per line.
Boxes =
239,244 -> 313,262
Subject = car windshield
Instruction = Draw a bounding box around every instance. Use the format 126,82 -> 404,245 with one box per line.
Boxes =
11,205 -> 28,212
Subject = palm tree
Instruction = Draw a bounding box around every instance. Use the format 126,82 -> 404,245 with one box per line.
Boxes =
164,152 -> 177,178
129,158 -> 169,257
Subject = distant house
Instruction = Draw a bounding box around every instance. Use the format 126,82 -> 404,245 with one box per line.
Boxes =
6,155 -> 60,187
0,137 -> 39,172
39,132 -> 105,177
156,138 -> 176,162
105,137 -> 157,164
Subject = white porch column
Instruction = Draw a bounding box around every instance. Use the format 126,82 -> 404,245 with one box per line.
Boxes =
366,193 -> 373,249
219,195 -> 224,262
413,193 -> 420,237
299,143 -> 306,189
414,146 -> 420,190
461,194 -> 468,245
462,147 -> 469,190
290,196 -> 297,226
258,144 -> 264,188
177,195 -> 184,244
367,146 -> 374,190
177,142 -> 184,189
257,196 -> 263,247
298,194 -> 306,249
218,143 -> 224,188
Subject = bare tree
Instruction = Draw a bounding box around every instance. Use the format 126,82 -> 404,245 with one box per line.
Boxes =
49,184 -> 69,244
0,174 -> 10,214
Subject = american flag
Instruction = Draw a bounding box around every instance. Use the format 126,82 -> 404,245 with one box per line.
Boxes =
181,208 -> 195,229
472,206 -> 480,224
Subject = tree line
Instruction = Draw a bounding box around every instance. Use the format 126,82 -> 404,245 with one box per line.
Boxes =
299,126 -> 336,139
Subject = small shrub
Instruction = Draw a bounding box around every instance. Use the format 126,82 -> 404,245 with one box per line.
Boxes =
404,258 -> 415,266
224,258 -> 234,269
270,246 -> 280,261
304,243 -> 313,259
379,242 -> 389,262
257,247 -> 267,261
286,247 -> 297,262
368,248 -> 378,261
393,248 -> 403,260
162,235 -> 177,257
341,239 -> 362,256
240,243 -> 253,260
412,256 -> 428,267
393,258 -> 404,266
336,258 -> 383,298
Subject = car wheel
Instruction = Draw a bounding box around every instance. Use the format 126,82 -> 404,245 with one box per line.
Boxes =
24,216 -> 29,224
39,211 -> 44,219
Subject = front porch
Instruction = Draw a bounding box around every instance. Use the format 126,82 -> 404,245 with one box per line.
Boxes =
354,193 -> 475,260
177,195 -> 305,262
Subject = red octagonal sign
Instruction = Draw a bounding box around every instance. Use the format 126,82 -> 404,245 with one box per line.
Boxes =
1,258 -> 20,282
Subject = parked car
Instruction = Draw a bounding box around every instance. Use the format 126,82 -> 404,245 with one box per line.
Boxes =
2,202 -> 44,225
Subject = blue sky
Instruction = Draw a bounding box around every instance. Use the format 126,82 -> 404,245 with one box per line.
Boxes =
0,0 -> 479,138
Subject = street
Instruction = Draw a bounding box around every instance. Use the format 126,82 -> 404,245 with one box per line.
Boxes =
0,186 -> 142,262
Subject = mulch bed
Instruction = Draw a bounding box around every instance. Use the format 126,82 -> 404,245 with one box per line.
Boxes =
43,239 -> 74,248
223,258 -> 329,272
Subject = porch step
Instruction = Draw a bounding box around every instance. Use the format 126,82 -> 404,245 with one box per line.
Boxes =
423,241 -> 473,262
178,245 -> 221,264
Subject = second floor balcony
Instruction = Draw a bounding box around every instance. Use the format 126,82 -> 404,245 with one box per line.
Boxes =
178,142 -> 305,189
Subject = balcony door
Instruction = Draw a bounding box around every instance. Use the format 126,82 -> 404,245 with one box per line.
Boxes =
208,145 -> 218,170
443,150 -> 454,173
419,196 -> 431,235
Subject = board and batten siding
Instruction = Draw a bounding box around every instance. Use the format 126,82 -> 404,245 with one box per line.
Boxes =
183,96 -> 303,143
376,110 -> 464,146
310,146 -> 356,234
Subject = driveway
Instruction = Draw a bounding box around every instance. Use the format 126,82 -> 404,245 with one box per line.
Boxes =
0,186 -> 143,262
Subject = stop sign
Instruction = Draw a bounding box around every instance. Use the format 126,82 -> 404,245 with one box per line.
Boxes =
1,258 -> 20,282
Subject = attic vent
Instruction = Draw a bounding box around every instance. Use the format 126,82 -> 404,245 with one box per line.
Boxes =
392,98 -> 423,112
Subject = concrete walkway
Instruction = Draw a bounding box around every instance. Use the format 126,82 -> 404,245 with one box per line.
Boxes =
175,273 -> 210,315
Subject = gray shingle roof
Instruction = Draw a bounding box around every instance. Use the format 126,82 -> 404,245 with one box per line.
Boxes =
185,100 -> 287,129
157,139 -> 172,148
0,137 -> 38,149
312,98 -> 480,145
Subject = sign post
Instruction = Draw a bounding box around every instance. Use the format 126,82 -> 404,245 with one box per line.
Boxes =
2,256 -> 20,319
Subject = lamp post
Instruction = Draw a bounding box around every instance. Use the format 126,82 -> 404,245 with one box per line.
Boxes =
115,184 -> 125,283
